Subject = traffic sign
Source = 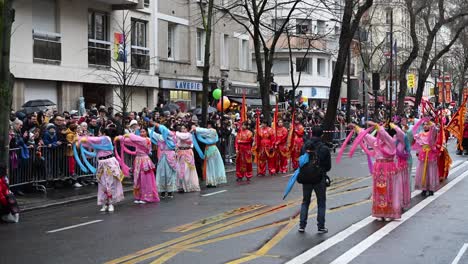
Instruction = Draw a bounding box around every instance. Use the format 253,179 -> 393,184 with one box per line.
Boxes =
407,74 -> 415,88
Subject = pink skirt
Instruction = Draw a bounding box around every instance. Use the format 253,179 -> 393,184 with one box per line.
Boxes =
133,155 -> 159,202
372,159 -> 402,219
96,157 -> 125,206
397,158 -> 411,210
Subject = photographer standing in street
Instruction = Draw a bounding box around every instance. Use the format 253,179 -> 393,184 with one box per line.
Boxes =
297,126 -> 331,233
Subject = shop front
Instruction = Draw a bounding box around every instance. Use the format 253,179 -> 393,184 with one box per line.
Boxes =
159,79 -> 203,111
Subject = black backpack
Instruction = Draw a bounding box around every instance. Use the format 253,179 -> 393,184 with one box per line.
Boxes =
297,145 -> 323,185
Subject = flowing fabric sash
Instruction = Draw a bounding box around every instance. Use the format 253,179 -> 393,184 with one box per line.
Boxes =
73,137 -> 113,174
159,125 -> 176,150
336,130 -> 354,164
349,126 -> 375,158
192,130 -> 219,160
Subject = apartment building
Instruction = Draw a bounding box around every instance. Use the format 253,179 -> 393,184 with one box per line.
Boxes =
155,0 -> 258,110
269,0 -> 344,109
11,0 -> 158,112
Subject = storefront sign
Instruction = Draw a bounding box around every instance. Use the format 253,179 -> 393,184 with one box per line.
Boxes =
160,79 -> 203,91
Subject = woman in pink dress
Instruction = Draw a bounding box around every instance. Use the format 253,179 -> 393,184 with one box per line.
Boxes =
349,121 -> 402,221
392,123 -> 412,210
115,129 -> 159,204
175,125 -> 201,193
412,118 -> 440,196
74,125 -> 124,212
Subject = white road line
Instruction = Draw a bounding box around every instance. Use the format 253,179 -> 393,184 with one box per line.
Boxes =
451,243 -> 468,264
330,168 -> 468,264
286,161 -> 468,264
201,190 -> 227,197
46,220 -> 103,234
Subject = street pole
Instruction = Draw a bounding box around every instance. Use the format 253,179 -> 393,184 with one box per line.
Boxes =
434,33 -> 439,108
389,8 -> 393,120
362,70 -> 367,122
346,45 -> 352,123
442,59 -> 446,109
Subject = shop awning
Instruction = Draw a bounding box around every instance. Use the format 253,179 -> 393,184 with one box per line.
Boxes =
229,97 -> 263,107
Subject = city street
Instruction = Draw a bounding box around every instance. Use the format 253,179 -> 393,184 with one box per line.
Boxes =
1,143 -> 467,264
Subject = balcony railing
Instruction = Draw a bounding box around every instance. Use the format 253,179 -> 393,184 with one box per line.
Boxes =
131,46 -> 150,71
88,39 -> 111,67
32,30 -> 61,64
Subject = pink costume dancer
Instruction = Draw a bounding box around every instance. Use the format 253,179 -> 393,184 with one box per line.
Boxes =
115,134 -> 159,203
392,124 -> 412,210
412,118 -> 440,195
350,124 -> 402,220
74,133 -> 124,212
175,129 -> 201,193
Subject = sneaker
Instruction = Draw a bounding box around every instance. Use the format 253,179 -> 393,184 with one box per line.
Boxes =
298,227 -> 305,233
318,227 -> 328,233
108,204 -> 114,212
1,213 -> 19,223
73,182 -> 83,188
134,200 -> 140,204
167,192 -> 174,198
421,190 -> 427,197
138,200 -> 147,204
100,205 -> 108,212
160,192 -> 167,199
428,191 -> 434,196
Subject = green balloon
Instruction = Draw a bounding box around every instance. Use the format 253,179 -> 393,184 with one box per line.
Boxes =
213,88 -> 222,100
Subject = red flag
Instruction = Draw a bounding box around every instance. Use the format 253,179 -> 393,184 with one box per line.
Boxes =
447,96 -> 468,150
240,92 -> 247,124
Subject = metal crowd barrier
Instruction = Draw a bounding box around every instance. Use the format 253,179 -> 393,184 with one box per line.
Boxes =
8,145 -> 135,191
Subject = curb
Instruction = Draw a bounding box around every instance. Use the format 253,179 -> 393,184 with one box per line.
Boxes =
21,169 -> 237,212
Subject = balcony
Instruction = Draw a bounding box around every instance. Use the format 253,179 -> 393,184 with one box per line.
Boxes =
32,30 -> 61,65
131,46 -> 150,71
93,0 -> 145,10
88,39 -> 111,67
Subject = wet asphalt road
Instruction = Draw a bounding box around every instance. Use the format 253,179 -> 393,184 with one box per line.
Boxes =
1,142 -> 467,264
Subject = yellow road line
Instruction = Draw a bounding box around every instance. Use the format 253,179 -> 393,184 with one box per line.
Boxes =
107,177 -> 369,264
164,204 -> 267,233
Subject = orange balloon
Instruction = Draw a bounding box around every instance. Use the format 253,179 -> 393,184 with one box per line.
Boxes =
217,96 -> 230,111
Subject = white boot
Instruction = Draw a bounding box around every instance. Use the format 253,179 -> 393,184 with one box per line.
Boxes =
100,205 -> 108,212
108,204 -> 114,212
1,213 -> 18,223
12,213 -> 19,223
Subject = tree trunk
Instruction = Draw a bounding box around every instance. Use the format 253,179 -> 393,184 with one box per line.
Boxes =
200,0 -> 214,127
413,68 -> 428,111
0,0 -> 14,172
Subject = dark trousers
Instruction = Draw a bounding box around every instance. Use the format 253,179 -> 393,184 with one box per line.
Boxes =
300,178 -> 326,229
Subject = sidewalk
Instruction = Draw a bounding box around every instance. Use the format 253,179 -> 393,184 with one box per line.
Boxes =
16,164 -> 236,212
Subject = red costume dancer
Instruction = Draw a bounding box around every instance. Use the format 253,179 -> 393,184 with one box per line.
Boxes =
235,122 -> 254,181
290,118 -> 305,170
256,121 -> 276,176
275,119 -> 289,173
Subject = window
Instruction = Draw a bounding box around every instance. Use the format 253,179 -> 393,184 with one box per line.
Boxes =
296,58 -> 311,74
221,34 -> 229,69
272,59 -> 290,75
317,58 -> 326,76
131,19 -> 149,70
88,11 -> 110,67
296,19 -> 311,34
385,8 -> 393,24
334,26 -> 340,35
240,39 -> 250,70
168,23 -> 177,59
316,20 -> 326,34
332,61 -> 336,73
32,0 -> 61,64
272,19 -> 287,32
196,29 -> 206,64
144,0 -> 150,8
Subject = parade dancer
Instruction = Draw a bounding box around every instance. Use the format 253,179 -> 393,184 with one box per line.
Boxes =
391,122 -> 412,210
191,122 -> 227,188
114,130 -> 159,204
255,120 -> 276,176
150,123 -> 177,199
290,117 -> 305,170
235,122 -> 254,182
347,122 -> 402,221
74,125 -> 124,212
175,125 -> 201,193
0,166 -> 19,223
412,118 -> 440,196
275,119 -> 289,173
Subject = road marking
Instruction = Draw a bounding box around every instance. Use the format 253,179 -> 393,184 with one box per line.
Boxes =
107,177 -> 373,264
287,161 -> 468,264
165,204 -> 267,233
330,169 -> 468,264
46,220 -> 103,234
451,243 -> 468,264
201,190 -> 227,197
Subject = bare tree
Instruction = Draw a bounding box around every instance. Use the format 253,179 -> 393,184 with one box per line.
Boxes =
0,0 -> 14,171
322,0 -> 374,139
218,0 -> 308,124
447,29 -> 468,105
197,0 -> 215,127
411,0 -> 468,110
92,11 -> 144,116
